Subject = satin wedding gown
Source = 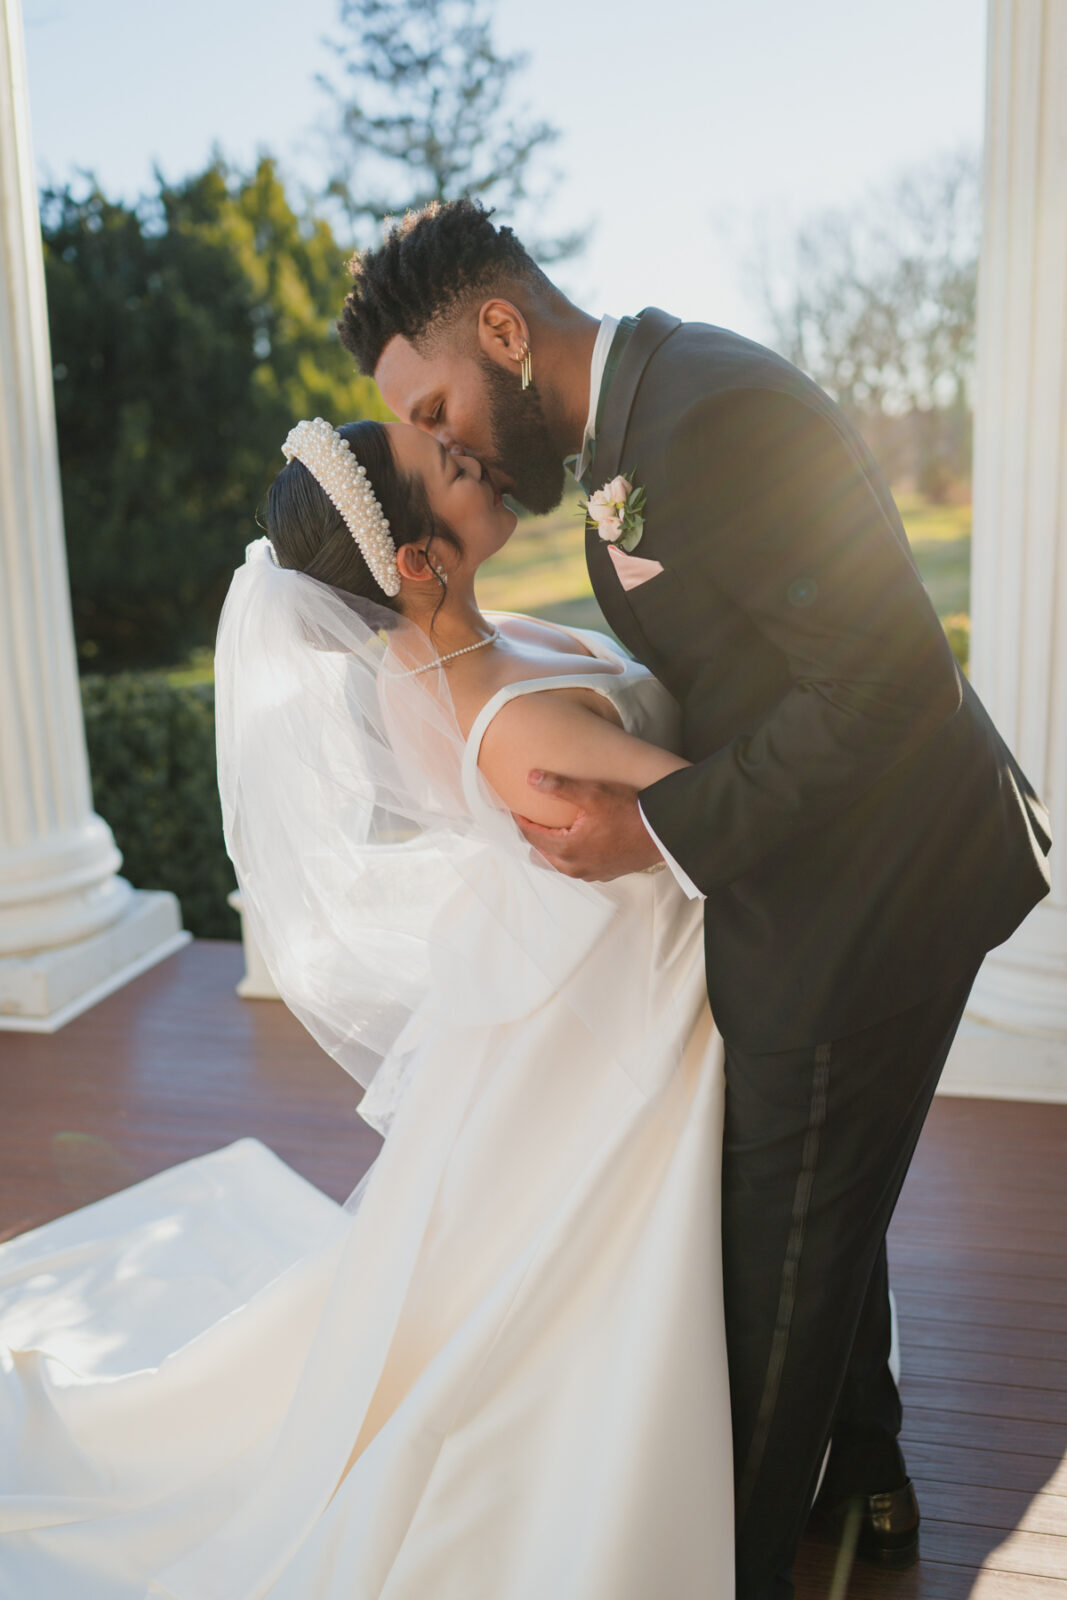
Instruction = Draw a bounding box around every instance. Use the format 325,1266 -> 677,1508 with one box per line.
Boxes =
0,624 -> 734,1599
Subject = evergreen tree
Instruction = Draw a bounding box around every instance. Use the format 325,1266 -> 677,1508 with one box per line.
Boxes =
42,156 -> 387,670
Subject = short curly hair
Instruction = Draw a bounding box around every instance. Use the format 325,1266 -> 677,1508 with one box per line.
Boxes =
338,199 -> 550,375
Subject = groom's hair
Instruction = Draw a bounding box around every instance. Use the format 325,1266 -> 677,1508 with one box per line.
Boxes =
338,198 -> 551,374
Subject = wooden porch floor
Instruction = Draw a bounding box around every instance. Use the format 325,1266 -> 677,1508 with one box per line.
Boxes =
1,939 -> 1064,1597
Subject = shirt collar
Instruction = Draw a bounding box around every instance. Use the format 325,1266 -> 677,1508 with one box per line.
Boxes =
574,314 -> 619,484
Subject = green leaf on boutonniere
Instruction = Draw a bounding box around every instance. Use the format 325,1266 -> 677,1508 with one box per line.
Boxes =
615,469 -> 646,552
617,515 -> 644,553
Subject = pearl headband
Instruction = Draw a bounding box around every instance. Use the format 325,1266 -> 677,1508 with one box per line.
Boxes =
281,417 -> 402,598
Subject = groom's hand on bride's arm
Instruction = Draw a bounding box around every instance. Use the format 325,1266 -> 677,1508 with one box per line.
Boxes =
515,772 -> 663,880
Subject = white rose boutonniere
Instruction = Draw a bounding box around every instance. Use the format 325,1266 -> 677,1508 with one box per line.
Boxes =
582,469 -> 647,553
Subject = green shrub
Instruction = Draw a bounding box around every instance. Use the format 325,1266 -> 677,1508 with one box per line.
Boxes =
81,673 -> 238,940
941,612 -> 970,674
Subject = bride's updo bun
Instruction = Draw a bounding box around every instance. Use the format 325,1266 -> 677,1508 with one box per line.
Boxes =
265,419 -> 458,610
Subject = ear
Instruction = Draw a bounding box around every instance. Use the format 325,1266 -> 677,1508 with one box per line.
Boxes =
476,298 -> 530,373
395,541 -> 437,585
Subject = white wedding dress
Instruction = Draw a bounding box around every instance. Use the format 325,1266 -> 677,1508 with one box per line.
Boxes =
0,625 -> 733,1599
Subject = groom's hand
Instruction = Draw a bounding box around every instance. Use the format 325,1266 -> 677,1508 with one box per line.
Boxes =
514,771 -> 663,880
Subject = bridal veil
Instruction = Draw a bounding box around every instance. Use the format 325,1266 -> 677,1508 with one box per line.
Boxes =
213,537 -> 665,1139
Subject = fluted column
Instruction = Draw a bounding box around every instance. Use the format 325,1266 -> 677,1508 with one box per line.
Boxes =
0,0 -> 186,1026
967,0 -> 1067,1041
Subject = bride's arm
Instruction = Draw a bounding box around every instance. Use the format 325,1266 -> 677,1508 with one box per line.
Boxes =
476,689 -> 690,830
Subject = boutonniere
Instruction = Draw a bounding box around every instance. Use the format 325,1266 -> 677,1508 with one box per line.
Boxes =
582,470 -> 647,553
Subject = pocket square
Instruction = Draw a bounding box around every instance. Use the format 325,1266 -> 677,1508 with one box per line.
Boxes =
606,545 -> 664,591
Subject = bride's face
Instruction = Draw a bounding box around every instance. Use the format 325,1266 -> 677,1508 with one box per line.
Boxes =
386,422 -> 517,574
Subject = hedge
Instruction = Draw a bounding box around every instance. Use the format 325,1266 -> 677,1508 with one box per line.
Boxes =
941,612 -> 970,674
81,673 -> 238,940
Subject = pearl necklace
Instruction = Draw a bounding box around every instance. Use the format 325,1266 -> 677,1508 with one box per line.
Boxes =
393,627 -> 501,677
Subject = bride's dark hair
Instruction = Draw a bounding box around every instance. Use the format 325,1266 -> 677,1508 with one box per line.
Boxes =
265,419 -> 460,613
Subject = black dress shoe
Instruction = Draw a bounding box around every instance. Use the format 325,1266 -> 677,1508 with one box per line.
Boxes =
812,1479 -> 920,1569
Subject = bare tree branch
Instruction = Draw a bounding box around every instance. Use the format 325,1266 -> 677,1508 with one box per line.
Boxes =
317,0 -> 581,261
747,150 -> 979,419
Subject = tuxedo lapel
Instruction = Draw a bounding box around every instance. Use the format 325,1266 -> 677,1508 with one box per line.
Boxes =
585,307 -> 682,649
591,308 -> 682,484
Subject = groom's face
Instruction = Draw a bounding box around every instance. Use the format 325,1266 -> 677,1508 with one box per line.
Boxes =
375,333 -> 566,516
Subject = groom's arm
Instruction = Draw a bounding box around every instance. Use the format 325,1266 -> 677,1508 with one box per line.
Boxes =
637,385 -> 963,893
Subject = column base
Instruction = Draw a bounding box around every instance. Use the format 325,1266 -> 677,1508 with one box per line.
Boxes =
964,906 -> 1067,1041
0,889 -> 190,1032
938,1015 -> 1067,1103
226,890 -> 279,1000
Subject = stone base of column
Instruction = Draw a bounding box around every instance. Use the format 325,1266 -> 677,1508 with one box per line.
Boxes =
0,888 -> 190,1032
938,1016 -> 1067,1104
226,891 -> 279,1000
965,907 -> 1067,1040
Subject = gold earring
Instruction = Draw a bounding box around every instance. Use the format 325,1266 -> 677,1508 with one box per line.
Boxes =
518,340 -> 533,391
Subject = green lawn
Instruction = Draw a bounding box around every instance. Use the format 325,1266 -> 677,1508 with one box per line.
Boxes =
166,648 -> 217,688
478,494 -> 606,635
168,492 -> 972,685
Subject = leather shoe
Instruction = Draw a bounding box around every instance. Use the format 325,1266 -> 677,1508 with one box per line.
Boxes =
811,1479 -> 920,1569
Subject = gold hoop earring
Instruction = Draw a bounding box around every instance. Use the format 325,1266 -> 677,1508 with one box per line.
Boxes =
518,340 -> 533,391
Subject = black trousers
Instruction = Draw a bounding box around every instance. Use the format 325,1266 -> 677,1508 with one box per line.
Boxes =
723,963 -> 982,1600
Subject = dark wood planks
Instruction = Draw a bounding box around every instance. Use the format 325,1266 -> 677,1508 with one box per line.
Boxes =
795,1540 -> 1067,1598
904,1320 -> 1066,1363
0,940 -> 382,1241
0,943 -> 1064,1593
796,1093 -> 1067,1596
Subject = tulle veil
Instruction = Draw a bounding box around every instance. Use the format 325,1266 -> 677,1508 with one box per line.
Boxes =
214,536 -> 662,1155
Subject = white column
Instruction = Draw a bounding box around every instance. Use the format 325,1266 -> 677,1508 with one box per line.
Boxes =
0,0 -> 187,1027
951,0 -> 1067,1085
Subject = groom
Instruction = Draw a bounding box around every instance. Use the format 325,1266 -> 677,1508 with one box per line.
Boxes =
339,200 -> 1052,1599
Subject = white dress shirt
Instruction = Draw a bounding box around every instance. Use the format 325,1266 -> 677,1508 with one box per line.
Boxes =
574,314 -> 618,486
579,317 -> 706,903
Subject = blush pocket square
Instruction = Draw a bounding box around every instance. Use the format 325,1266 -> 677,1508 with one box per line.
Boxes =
606,545 -> 665,591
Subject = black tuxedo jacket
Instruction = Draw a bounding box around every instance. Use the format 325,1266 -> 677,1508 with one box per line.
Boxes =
588,309 -> 1052,1052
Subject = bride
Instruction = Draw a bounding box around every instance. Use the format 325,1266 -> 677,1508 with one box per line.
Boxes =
0,416 -> 733,1598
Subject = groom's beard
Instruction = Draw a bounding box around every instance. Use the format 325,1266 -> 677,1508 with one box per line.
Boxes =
478,355 -> 566,515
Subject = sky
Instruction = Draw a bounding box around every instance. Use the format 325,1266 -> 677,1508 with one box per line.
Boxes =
20,0 -> 988,339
